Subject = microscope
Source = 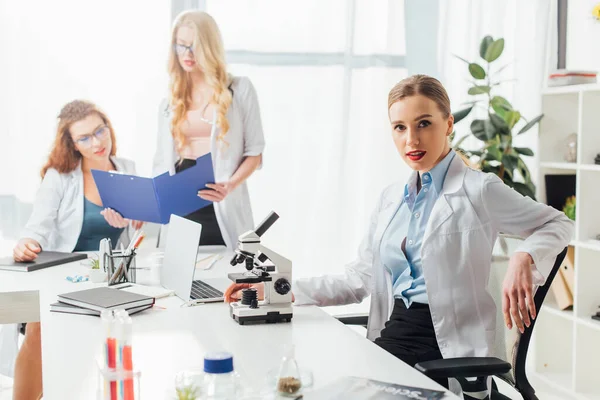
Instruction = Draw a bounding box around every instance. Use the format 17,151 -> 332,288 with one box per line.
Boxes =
228,211 -> 293,325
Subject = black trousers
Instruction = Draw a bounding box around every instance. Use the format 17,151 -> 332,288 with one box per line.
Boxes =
374,299 -> 449,389
175,159 -> 226,246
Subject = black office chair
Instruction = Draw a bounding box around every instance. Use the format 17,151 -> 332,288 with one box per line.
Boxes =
337,247 -> 568,400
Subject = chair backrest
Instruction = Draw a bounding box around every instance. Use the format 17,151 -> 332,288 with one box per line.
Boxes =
510,247 -> 567,398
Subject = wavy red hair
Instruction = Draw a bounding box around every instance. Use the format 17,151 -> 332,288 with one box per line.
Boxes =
41,100 -> 117,178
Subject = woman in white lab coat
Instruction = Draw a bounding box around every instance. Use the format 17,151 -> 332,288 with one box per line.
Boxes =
225,75 -> 574,394
6,100 -> 140,400
153,11 -> 265,248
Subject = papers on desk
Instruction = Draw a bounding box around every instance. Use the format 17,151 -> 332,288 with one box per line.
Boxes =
309,376 -> 446,399
116,283 -> 174,299
91,153 -> 215,224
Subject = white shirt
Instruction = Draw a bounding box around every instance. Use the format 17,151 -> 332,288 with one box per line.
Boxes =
153,76 -> 266,249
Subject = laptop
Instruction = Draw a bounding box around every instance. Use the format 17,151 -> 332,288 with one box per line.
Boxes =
160,214 -> 226,303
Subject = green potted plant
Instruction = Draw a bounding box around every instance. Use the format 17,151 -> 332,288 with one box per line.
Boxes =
87,255 -> 107,283
563,196 -> 576,221
175,385 -> 200,400
451,35 -> 543,200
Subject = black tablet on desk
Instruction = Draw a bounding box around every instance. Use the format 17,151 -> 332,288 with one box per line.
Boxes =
0,251 -> 87,272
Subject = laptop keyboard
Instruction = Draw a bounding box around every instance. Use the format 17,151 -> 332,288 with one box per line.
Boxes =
190,280 -> 224,301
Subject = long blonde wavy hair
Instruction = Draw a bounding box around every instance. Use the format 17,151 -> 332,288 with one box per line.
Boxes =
168,11 -> 232,153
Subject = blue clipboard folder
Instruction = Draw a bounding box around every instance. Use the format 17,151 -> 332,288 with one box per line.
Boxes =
91,154 -> 214,224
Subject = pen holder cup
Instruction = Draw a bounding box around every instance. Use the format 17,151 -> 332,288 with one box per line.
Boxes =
97,365 -> 141,400
105,250 -> 137,286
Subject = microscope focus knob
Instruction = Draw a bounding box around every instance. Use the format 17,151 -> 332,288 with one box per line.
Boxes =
274,278 -> 291,295
245,257 -> 254,271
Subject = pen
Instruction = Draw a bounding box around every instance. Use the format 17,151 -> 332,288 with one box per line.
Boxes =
204,253 -> 224,270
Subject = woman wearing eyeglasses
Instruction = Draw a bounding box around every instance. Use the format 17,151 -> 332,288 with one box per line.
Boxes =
8,100 -> 141,400
153,11 -> 265,247
13,100 -> 142,262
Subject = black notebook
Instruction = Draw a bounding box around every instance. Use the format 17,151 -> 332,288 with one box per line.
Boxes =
50,302 -> 153,317
308,376 -> 446,400
57,287 -> 155,312
0,251 -> 87,272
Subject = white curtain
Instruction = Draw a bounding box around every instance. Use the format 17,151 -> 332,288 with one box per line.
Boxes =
437,0 -> 554,182
0,0 -> 172,243
205,0 -> 409,278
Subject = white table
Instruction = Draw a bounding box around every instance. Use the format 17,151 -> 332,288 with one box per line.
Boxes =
0,251 -> 459,399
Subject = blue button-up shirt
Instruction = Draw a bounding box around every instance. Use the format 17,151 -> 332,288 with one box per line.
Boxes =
380,150 -> 456,307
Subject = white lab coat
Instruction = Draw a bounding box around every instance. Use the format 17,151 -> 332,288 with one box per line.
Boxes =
0,156 -> 135,376
20,156 -> 136,251
294,155 -> 573,394
153,76 -> 265,249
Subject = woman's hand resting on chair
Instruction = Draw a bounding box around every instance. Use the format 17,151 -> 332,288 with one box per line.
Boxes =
502,252 -> 536,334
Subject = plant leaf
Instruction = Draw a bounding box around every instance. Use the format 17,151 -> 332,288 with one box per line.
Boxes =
494,62 -> 512,75
454,134 -> 470,148
512,182 -> 536,199
502,153 -> 519,175
479,35 -> 494,59
504,110 -> 521,129
452,106 -> 474,124
489,113 -> 510,135
482,163 -> 500,174
471,119 -> 495,141
486,144 -> 503,161
526,181 -> 537,199
454,54 -> 471,65
490,96 -> 512,118
468,85 -> 491,95
469,63 -> 486,79
514,147 -> 534,156
484,38 -> 505,62
517,114 -> 544,135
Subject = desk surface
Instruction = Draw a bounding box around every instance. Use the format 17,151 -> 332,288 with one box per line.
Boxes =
0,250 -> 458,399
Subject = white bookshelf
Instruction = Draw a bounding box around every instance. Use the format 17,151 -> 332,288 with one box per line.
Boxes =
535,84 -> 600,398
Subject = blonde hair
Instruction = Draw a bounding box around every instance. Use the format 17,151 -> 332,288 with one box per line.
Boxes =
41,100 -> 117,178
168,11 -> 232,153
388,74 -> 473,167
388,74 -> 450,117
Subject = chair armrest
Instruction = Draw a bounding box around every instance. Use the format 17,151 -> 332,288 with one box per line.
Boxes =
334,313 -> 368,326
415,357 -> 511,379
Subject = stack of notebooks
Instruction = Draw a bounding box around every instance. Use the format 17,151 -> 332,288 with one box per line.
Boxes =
51,287 -> 155,317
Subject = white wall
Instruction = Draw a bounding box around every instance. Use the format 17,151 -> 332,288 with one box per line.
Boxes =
566,0 -> 600,71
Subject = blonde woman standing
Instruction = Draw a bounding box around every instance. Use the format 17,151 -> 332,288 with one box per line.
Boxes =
153,11 -> 265,248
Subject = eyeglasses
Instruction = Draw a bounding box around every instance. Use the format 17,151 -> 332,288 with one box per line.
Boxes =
73,125 -> 109,147
174,43 -> 194,56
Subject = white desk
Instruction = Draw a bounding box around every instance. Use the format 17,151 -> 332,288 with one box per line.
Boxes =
0,251 -> 459,399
